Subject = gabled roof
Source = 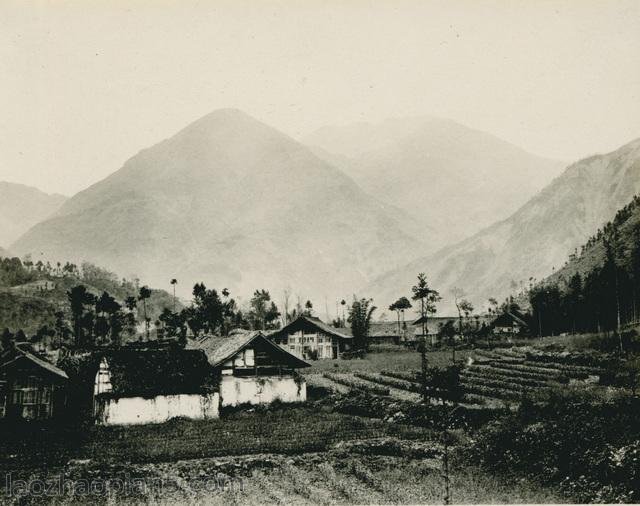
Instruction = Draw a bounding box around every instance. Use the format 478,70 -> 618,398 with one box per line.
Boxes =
492,311 -> 529,328
97,348 -> 216,398
369,321 -> 406,337
1,350 -> 69,381
268,315 -> 352,341
190,331 -> 310,369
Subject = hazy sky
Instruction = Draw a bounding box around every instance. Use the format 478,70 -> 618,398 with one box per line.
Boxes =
1,0 -> 639,196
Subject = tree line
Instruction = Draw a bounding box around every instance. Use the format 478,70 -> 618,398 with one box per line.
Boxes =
528,194 -> 640,341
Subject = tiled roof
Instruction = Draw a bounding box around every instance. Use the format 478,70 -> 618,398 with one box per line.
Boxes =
1,350 -> 69,380
268,315 -> 352,340
190,331 -> 309,369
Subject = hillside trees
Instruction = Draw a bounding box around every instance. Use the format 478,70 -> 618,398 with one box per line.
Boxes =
65,285 -> 130,347
1,328 -> 13,351
526,194 -> 640,341
0,256 -> 37,287
248,289 -> 281,330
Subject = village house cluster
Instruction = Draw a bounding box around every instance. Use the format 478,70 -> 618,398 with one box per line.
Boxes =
0,326 -> 310,426
0,312 -> 527,426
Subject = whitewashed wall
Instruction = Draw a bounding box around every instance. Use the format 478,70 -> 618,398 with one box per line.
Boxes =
219,376 -> 306,407
96,392 -> 219,426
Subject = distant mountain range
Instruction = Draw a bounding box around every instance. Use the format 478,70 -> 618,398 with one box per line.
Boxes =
304,116 -> 565,244
11,109 -> 426,303
0,182 -> 66,247
364,137 -> 640,314
10,108 -> 636,316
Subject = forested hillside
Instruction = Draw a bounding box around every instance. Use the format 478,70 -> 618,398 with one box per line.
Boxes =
528,194 -> 640,338
0,255 -> 177,336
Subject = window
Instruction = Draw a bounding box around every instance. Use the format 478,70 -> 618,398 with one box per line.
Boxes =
245,348 -> 255,367
8,375 -> 52,420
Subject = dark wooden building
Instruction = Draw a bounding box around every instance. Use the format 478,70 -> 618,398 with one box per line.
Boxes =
0,349 -> 68,421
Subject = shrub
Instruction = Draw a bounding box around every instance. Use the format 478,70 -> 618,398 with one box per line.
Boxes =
463,395 -> 640,502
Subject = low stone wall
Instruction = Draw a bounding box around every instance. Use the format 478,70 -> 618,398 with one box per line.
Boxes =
220,376 -> 306,407
96,392 -> 219,426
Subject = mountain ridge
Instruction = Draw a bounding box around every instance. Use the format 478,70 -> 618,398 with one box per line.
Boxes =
11,109 -> 429,303
363,136 -> 640,314
304,116 -> 566,244
0,181 -> 67,247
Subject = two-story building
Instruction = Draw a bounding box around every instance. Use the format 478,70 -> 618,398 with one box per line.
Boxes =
190,330 -> 309,407
268,315 -> 352,360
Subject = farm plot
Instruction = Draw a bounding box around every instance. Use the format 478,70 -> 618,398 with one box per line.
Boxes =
462,346 -> 608,404
0,445 -> 564,505
0,407 -> 436,473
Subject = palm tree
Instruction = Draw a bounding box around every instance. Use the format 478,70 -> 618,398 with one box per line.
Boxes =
138,286 -> 152,340
396,296 -> 412,338
389,301 -> 400,335
170,279 -> 178,312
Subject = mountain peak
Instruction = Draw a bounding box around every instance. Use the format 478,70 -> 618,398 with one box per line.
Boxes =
11,109 -> 424,303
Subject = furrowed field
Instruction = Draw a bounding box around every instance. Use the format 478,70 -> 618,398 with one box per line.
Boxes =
2,340 -> 638,504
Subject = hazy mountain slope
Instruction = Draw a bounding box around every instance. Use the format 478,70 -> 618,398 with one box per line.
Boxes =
545,194 -> 640,287
12,109 -> 426,303
304,117 -> 565,244
0,182 -> 66,247
364,137 -> 640,314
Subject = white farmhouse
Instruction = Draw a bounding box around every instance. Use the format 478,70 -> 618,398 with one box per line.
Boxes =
192,331 -> 309,407
93,348 -> 219,426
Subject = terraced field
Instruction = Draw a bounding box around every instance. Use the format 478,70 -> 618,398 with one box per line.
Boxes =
307,347 -> 607,407
461,348 -> 605,403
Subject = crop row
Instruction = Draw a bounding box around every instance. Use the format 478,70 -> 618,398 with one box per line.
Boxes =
461,371 -> 554,393
353,371 -> 421,393
491,348 -> 527,360
462,369 -> 551,389
460,382 -> 535,402
473,349 -> 506,361
483,362 -> 563,380
492,360 -> 596,379
380,370 -> 421,383
486,359 -> 574,375
323,372 -> 391,396
524,355 -> 605,375
467,364 -> 557,383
